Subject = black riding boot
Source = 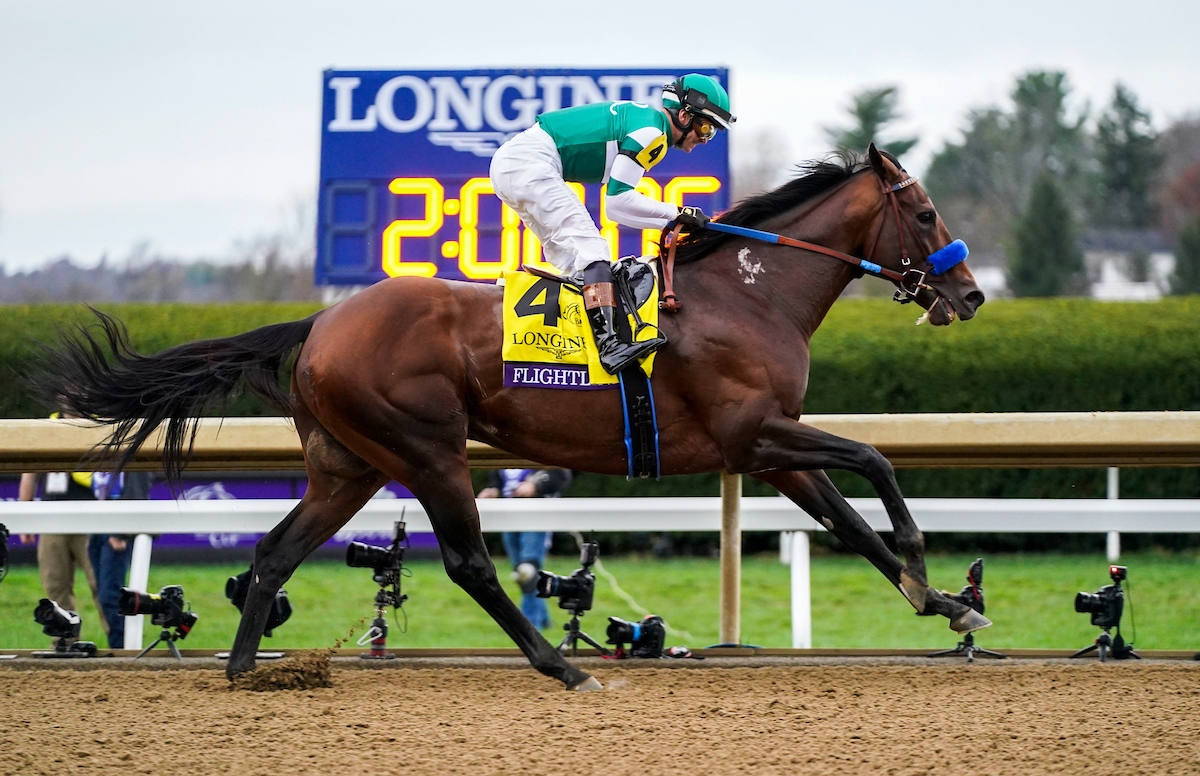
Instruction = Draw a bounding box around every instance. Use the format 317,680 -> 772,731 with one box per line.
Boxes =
582,263 -> 665,375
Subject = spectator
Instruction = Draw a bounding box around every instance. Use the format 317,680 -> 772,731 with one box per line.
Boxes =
477,469 -> 572,629
18,465 -> 104,645
86,470 -> 153,649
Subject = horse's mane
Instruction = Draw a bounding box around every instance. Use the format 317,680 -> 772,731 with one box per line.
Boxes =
673,150 -> 873,264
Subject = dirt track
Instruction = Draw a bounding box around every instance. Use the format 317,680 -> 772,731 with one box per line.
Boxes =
3,658 -> 1199,775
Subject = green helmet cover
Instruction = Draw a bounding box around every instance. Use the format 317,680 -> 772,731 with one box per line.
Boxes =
662,74 -> 735,130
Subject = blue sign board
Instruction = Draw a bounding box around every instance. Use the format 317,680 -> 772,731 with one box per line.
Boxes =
315,67 -> 730,285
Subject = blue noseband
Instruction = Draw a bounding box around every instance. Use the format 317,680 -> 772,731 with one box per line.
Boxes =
928,239 -> 969,275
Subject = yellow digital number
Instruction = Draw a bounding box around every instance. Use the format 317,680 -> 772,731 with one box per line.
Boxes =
381,178 -> 444,278
522,182 -> 585,273
598,191 -> 620,264
599,178 -> 664,259
636,178 -> 664,257
664,176 -> 721,209
458,178 -> 522,280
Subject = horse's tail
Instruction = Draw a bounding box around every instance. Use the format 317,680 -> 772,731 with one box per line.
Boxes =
36,307 -> 319,482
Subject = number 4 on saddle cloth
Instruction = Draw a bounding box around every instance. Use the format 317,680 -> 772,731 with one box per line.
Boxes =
502,257 -> 662,478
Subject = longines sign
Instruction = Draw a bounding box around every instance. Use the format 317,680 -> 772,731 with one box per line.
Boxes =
315,68 -> 730,285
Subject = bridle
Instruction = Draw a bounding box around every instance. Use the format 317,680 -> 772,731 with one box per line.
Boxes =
657,171 -> 969,312
865,174 -> 929,303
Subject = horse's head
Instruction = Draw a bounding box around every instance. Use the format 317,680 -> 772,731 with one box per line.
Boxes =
865,144 -> 985,325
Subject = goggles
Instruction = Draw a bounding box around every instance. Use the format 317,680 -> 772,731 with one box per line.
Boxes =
690,113 -> 719,142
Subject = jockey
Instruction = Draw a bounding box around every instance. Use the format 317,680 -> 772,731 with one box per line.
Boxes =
491,74 -> 735,374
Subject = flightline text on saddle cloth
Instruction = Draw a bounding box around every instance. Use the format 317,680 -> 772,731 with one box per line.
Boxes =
315,68 -> 728,286
501,271 -> 658,390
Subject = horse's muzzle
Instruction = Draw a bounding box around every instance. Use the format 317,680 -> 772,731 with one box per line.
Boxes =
962,289 -> 986,317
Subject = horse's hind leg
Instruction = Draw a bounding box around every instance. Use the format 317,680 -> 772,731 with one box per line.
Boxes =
226,421 -> 387,680
739,417 -> 933,610
752,469 -> 989,633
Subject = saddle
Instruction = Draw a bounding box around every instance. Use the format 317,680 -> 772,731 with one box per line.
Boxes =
524,256 -> 659,330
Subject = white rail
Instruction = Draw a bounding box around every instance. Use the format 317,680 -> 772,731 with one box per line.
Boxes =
6,496 -> 1200,650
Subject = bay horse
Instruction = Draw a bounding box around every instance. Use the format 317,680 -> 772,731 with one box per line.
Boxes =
42,144 -> 987,690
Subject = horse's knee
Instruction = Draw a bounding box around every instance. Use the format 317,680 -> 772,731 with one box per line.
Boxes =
443,553 -> 499,594
857,445 -> 895,481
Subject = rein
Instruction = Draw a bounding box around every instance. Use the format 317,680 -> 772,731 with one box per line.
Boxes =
657,174 -> 968,312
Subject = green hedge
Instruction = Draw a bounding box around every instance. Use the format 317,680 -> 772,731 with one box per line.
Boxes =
806,296 -> 1200,414
4,298 -> 1200,507
0,302 -> 323,418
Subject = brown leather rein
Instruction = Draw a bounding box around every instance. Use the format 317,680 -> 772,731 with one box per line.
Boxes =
657,175 -> 931,312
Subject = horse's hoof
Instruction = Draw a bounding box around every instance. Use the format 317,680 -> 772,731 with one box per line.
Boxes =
226,661 -> 255,682
568,675 -> 603,692
899,570 -> 928,613
950,609 -> 992,634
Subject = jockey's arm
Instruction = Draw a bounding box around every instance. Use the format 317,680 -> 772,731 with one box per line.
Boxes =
604,152 -> 679,231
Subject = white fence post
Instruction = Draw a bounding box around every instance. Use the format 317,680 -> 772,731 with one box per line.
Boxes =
790,530 -> 811,648
1106,467 -> 1121,562
123,534 -> 153,649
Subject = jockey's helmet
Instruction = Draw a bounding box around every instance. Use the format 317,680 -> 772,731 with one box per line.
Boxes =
662,74 -> 736,140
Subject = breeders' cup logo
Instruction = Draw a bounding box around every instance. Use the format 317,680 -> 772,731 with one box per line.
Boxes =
327,73 -> 673,157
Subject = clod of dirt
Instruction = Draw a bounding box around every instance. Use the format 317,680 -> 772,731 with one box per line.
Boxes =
230,650 -> 333,692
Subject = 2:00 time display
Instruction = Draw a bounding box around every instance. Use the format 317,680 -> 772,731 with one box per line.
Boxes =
381,175 -> 721,280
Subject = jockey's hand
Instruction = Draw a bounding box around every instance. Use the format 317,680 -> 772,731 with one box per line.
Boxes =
675,206 -> 710,231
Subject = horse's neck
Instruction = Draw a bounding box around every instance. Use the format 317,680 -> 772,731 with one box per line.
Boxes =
693,176 -> 878,341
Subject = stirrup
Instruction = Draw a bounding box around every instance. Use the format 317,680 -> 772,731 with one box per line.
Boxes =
598,336 -> 664,375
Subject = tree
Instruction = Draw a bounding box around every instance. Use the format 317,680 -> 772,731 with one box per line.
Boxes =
1008,173 -> 1085,296
732,128 -> 790,201
1169,213 -> 1200,294
825,86 -> 917,158
1093,84 -> 1161,228
927,71 -> 1089,220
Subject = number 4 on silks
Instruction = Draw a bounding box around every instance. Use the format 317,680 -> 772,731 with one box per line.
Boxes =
514,279 -> 561,327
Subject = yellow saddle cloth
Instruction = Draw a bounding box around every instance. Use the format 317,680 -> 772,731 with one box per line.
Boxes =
501,269 -> 659,390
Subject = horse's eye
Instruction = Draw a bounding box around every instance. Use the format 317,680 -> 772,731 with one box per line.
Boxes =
916,211 -> 935,224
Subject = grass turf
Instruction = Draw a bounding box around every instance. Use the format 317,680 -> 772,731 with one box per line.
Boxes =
1,552 -> 1197,651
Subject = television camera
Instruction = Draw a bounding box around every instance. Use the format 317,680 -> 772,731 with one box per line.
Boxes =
0,522 -> 9,584
606,614 -> 666,658
536,539 -> 609,656
1072,565 -> 1138,661
925,558 -> 1004,662
31,599 -> 97,658
118,585 -> 198,660
345,520 -> 409,658
225,568 -> 293,638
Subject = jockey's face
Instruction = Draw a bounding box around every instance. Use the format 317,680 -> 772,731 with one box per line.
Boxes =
666,109 -> 712,152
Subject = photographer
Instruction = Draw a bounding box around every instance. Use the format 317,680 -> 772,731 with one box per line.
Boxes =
477,469 -> 572,630
87,470 -> 153,649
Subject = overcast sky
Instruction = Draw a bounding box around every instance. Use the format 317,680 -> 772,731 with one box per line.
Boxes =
2,0 -> 1198,271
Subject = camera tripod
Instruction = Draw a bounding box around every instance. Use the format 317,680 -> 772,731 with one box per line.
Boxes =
1071,628 -> 1139,662
358,588 -> 401,660
136,627 -> 185,660
557,609 -> 610,657
928,631 -> 1005,663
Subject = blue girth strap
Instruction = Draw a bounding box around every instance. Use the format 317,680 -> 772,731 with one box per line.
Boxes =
617,367 -> 660,480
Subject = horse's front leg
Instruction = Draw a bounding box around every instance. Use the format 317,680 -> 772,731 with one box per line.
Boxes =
732,416 -> 932,612
752,469 -> 989,633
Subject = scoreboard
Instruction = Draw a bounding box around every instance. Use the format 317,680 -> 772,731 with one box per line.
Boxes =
315,68 -> 730,285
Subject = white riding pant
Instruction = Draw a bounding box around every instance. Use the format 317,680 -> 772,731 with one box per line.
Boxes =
490,124 -> 610,275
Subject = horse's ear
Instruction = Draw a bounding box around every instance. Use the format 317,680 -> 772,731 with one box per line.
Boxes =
867,143 -> 901,183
